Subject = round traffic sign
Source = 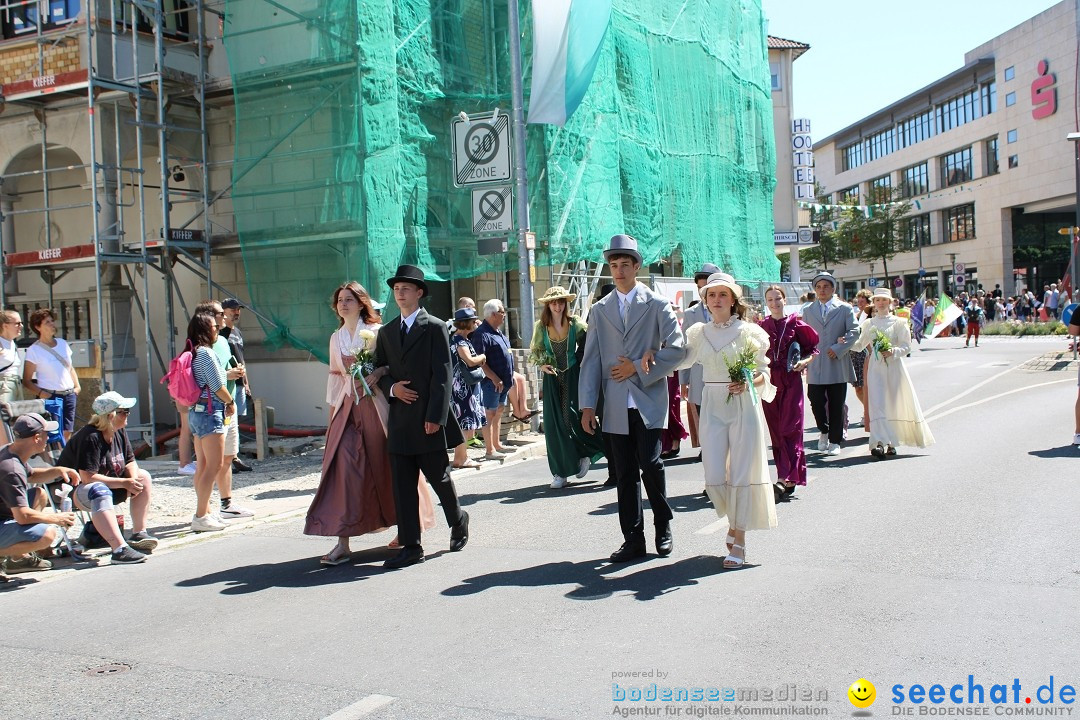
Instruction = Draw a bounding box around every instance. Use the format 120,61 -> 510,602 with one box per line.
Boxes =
478,190 -> 506,221
893,277 -> 903,288
1063,303 -> 1078,326
954,274 -> 966,285
464,123 -> 500,165
954,262 -> 966,275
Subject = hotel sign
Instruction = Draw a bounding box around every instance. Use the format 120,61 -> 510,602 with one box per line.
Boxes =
1031,60 -> 1056,120
791,118 -> 814,201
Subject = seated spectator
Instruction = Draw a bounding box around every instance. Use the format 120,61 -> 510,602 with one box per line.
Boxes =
0,413 -> 79,578
56,391 -> 156,563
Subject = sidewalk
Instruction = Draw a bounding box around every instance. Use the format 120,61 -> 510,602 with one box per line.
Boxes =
5,425 -> 547,583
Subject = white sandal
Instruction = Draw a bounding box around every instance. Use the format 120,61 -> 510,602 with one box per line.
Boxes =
724,543 -> 745,569
725,534 -> 735,553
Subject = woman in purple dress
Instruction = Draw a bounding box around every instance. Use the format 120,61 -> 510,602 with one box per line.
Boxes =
759,285 -> 819,500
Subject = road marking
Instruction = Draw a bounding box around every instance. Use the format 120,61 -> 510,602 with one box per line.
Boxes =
324,695 -> 395,719
977,362 -> 1010,368
937,360 -> 970,369
904,359 -> 931,368
922,362 -> 1020,416
925,378 -> 1073,423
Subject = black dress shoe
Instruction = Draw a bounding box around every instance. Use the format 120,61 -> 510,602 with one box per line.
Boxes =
449,510 -> 469,552
655,525 -> 673,557
602,477 -> 617,488
609,540 -> 647,563
232,458 -> 253,472
384,546 -> 425,569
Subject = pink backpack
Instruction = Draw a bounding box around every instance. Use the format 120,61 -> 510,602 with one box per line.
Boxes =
161,340 -> 204,406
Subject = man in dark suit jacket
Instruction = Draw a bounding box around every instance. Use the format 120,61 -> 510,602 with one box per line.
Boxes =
375,265 -> 469,569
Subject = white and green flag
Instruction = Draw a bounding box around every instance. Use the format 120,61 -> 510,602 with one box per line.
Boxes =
928,294 -> 963,338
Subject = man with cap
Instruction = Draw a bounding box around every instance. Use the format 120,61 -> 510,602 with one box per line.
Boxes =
802,272 -> 858,456
0,413 -> 79,577
375,264 -> 469,569
221,298 -> 253,472
579,234 -> 686,562
678,262 -> 719,461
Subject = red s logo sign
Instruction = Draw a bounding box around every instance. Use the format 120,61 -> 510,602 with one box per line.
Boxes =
1031,59 -> 1057,120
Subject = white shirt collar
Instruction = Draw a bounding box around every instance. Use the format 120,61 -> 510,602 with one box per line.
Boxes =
616,285 -> 638,306
400,307 -> 421,330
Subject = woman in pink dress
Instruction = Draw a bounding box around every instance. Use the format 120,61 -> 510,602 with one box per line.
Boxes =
304,282 -> 433,566
759,285 -> 819,501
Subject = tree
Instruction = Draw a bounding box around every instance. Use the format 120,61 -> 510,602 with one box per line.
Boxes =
833,184 -> 912,281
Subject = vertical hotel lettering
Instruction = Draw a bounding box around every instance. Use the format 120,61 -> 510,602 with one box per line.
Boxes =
1031,60 -> 1057,119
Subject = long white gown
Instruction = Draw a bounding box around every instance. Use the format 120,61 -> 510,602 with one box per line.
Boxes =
679,319 -> 777,532
851,315 -> 935,450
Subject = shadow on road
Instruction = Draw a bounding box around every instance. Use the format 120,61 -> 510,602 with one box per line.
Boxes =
174,546 -> 398,594
460,479 -> 612,507
1028,445 -> 1079,458
442,554 -> 743,602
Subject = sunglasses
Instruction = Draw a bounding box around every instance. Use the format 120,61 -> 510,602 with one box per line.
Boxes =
116,408 -> 130,415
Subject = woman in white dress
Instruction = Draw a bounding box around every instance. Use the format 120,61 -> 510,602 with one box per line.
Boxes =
850,287 -> 935,458
676,272 -> 777,569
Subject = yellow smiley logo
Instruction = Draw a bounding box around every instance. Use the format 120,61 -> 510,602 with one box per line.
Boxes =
848,678 -> 876,709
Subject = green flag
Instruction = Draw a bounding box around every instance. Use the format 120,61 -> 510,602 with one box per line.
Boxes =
928,293 -> 963,338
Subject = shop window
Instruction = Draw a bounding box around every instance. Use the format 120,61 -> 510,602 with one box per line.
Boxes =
3,0 -> 79,39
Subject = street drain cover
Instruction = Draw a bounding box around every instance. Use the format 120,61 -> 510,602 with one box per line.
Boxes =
85,663 -> 131,677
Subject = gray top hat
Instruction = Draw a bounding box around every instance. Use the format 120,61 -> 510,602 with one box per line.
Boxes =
694,263 -> 720,281
811,271 -> 837,288
603,234 -> 642,265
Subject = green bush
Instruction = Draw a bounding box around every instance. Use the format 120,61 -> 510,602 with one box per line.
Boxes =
979,321 -> 1070,336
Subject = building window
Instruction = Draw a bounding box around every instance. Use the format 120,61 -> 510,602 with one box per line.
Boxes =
900,214 -> 931,251
770,62 -> 781,91
841,143 -> 864,172
1008,154 -> 1019,168
1004,66 -> 1015,81
985,137 -> 999,176
1005,91 -> 1016,107
838,186 -> 860,205
1007,129 -> 1017,143
901,163 -> 928,198
870,175 -> 891,193
981,81 -> 996,115
3,0 -> 79,39
940,146 -> 973,187
899,108 -> 935,148
944,204 -> 976,241
112,0 -> 191,42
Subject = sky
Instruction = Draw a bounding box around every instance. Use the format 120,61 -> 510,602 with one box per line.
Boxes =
760,0 -> 1064,141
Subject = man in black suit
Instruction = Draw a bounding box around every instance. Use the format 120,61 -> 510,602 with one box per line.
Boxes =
375,265 -> 469,569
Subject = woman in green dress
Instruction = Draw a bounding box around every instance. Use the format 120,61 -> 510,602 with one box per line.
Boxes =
529,286 -> 605,489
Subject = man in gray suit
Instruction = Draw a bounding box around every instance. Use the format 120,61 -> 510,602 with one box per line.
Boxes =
580,235 -> 686,562
678,262 -> 719,461
803,272 -> 858,456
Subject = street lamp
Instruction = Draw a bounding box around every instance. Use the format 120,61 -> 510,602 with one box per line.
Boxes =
1065,132 -> 1080,300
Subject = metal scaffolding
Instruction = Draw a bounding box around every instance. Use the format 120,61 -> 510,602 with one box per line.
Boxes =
0,0 -> 219,451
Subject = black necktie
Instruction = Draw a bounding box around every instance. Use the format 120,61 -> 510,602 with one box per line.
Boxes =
400,321 -> 408,343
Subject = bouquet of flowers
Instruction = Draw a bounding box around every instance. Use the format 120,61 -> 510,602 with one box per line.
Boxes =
872,329 -> 893,362
347,329 -> 378,404
722,342 -> 759,404
528,349 -> 558,373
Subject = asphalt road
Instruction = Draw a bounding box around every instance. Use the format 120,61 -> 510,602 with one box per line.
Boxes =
2,335 -> 1078,720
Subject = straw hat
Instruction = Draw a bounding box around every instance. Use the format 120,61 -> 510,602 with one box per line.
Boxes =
698,272 -> 743,300
537,286 -> 577,305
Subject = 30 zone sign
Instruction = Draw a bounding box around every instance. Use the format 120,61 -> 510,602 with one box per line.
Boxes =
452,111 -> 512,187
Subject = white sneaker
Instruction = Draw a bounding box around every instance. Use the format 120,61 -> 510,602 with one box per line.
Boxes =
576,457 -> 591,478
550,475 -> 567,489
220,504 -> 255,519
1073,433 -> 1080,446
178,462 -> 197,475
827,444 -> 842,456
817,434 -> 829,452
190,514 -> 226,532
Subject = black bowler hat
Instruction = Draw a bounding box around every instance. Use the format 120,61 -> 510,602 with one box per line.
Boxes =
386,264 -> 428,296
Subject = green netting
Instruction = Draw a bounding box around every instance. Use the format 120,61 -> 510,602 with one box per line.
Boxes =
224,0 -> 777,361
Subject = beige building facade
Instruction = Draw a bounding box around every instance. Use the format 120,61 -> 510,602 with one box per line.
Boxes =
813,1 -> 1077,300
